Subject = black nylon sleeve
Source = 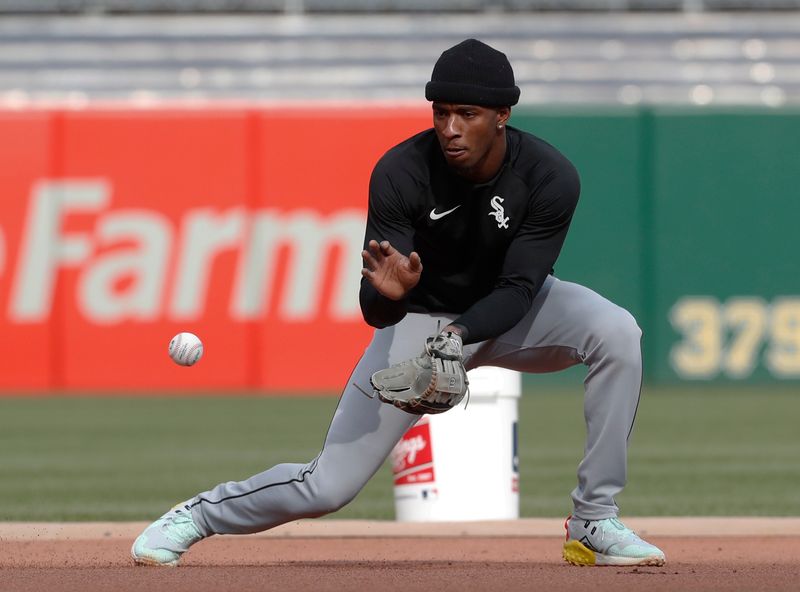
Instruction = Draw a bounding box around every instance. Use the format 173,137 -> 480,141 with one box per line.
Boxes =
359,158 -> 418,328
452,163 -> 581,344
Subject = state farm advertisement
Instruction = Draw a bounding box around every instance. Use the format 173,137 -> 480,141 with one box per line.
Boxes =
0,107 -> 429,392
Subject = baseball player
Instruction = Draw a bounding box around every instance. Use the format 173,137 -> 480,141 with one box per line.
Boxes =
132,38 -> 665,568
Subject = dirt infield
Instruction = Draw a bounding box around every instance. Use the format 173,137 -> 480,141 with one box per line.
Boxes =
1,519 -> 798,592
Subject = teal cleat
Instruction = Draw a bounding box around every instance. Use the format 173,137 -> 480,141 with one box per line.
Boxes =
131,501 -> 205,567
563,515 -> 666,567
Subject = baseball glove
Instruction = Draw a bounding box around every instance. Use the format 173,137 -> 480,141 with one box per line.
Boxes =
370,331 -> 469,415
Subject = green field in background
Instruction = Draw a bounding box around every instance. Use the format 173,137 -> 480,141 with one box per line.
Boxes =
1,386 -> 798,521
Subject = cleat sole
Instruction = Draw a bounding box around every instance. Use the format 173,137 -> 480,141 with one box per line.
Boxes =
131,554 -> 179,567
563,540 -> 596,566
563,540 -> 665,567
131,542 -> 180,567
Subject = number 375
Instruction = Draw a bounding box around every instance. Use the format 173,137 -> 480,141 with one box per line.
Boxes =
669,296 -> 800,379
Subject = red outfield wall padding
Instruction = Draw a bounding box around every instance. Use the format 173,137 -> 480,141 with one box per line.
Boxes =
0,107 -> 430,392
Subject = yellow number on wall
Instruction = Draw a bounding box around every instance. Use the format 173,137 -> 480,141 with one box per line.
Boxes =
722,298 -> 768,378
669,297 -> 722,378
766,298 -> 800,377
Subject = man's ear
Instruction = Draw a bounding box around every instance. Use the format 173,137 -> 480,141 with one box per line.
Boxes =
497,106 -> 511,126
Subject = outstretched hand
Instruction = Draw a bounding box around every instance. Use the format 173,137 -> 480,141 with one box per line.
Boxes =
361,240 -> 422,301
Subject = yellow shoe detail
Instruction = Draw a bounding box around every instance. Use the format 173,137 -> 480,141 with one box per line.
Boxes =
563,540 -> 597,566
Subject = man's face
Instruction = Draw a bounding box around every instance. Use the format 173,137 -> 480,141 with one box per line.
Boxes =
432,102 -> 508,178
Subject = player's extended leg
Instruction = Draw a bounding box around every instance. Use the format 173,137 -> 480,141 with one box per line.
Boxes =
188,335 -> 423,537
131,314 -> 448,566
467,275 -> 664,566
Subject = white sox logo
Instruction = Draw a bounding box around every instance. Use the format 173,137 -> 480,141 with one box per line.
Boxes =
488,195 -> 509,229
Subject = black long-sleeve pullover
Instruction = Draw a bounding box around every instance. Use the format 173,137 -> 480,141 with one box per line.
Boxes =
359,126 -> 580,344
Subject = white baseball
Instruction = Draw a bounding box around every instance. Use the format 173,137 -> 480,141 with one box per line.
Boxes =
168,332 -> 204,367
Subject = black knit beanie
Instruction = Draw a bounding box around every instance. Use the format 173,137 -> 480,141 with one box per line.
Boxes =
425,39 -> 520,107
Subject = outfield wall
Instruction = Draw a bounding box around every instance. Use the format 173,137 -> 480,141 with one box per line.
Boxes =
0,106 -> 797,392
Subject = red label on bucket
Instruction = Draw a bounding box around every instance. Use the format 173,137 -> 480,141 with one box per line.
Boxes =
392,419 -> 435,485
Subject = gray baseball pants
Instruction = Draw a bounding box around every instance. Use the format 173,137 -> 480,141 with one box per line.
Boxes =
190,275 -> 643,536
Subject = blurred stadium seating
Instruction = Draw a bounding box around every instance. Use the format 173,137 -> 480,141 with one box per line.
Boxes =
2,1 -> 800,12
0,0 -> 800,107
0,1 -> 798,105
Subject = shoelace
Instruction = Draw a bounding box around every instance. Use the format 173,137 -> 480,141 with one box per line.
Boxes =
589,519 -> 638,547
160,511 -> 199,543
603,520 -> 650,550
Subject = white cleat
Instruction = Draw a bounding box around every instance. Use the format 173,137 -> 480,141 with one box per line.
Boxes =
131,501 -> 205,567
563,515 -> 666,567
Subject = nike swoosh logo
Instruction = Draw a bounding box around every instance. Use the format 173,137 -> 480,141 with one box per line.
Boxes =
429,205 -> 461,220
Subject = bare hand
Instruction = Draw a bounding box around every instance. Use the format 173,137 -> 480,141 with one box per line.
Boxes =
361,240 -> 422,300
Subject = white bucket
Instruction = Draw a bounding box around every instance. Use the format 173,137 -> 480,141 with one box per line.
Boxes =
391,366 -> 521,522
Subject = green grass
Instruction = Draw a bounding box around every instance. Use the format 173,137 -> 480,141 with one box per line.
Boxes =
0,386 -> 798,521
